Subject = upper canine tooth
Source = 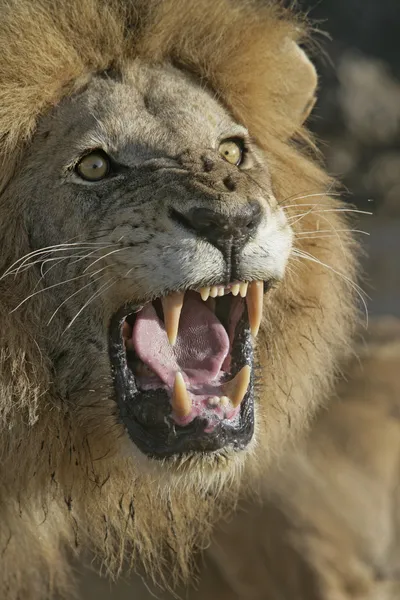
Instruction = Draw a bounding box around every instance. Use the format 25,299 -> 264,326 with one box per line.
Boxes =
222,365 -> 251,408
246,281 -> 264,338
239,282 -> 248,298
200,287 -> 210,301
231,283 -> 240,296
210,286 -> 219,298
161,292 -> 184,346
172,372 -> 192,418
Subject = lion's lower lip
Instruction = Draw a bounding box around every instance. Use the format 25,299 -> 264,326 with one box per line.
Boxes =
108,290 -> 256,458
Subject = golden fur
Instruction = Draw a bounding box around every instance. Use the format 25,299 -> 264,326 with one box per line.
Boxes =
0,1 -> 359,599
129,318 -> 400,600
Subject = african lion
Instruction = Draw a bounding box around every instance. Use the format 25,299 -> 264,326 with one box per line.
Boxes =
0,1 -> 358,599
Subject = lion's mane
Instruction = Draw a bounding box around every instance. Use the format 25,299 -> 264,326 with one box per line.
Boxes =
0,1 -> 358,599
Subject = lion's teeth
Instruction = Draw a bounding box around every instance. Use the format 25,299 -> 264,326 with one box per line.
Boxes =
239,282 -> 249,298
200,287 -> 210,301
171,372 -> 192,418
231,283 -> 240,296
208,396 -> 220,406
218,287 -> 225,297
220,396 -> 230,407
210,286 -> 219,298
161,292 -> 184,346
222,365 -> 251,408
246,281 -> 264,338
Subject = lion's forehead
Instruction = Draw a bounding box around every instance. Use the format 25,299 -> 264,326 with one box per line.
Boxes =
40,61 -> 244,167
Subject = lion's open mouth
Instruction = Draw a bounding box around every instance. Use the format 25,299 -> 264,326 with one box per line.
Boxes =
109,282 -> 264,458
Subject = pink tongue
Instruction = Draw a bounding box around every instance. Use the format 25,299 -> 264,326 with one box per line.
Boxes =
132,292 -> 229,388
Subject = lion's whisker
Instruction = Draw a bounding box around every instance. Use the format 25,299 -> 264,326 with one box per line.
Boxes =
47,269 -> 110,325
294,229 -> 369,236
2,243 -> 111,280
287,207 -> 314,226
64,277 -> 119,332
10,272 -> 101,313
286,207 -> 373,217
69,245 -> 122,267
82,247 -> 129,273
15,244 -> 121,280
279,190 -> 341,206
292,248 -> 368,324
10,253 -> 99,278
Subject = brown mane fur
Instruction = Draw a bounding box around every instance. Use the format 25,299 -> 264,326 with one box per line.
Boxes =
0,1 -> 359,599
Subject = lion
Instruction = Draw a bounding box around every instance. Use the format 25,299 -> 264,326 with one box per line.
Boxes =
0,1 -> 358,599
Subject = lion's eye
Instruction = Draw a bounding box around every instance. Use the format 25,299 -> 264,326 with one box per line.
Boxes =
218,139 -> 244,166
76,151 -> 110,181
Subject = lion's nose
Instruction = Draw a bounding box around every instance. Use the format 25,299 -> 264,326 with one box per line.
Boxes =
171,201 -> 262,250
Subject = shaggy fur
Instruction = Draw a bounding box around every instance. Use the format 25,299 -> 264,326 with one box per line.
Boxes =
129,318 -> 400,600
0,1 -> 358,599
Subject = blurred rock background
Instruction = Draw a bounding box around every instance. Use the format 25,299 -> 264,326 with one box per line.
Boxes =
79,1 -> 400,597
299,0 -> 400,317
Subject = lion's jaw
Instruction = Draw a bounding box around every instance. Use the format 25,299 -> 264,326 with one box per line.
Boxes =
12,60 -> 292,467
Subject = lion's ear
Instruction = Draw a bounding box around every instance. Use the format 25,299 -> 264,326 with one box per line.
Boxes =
280,41 -> 318,131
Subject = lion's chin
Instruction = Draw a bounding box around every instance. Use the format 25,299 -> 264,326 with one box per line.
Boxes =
108,282 -> 268,459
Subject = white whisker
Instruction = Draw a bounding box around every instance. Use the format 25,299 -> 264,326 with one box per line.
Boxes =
82,247 -> 128,273
286,206 -> 373,217
64,277 -> 119,332
287,207 -> 314,226
47,268 -> 109,325
10,272 -> 97,313
292,248 -> 368,325
281,192 -> 342,207
69,245 -> 117,266
2,244 -> 110,280
295,229 -> 369,236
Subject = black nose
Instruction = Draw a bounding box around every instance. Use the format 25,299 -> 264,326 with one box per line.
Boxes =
171,201 -> 262,250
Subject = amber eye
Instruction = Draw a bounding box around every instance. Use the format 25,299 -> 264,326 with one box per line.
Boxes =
76,151 -> 110,181
218,138 -> 244,166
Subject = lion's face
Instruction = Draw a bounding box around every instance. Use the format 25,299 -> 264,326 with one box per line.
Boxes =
14,61 -> 292,460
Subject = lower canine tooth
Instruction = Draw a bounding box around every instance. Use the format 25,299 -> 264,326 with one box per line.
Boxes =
222,365 -> 251,408
161,292 -> 184,346
172,372 -> 192,418
246,281 -> 264,337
